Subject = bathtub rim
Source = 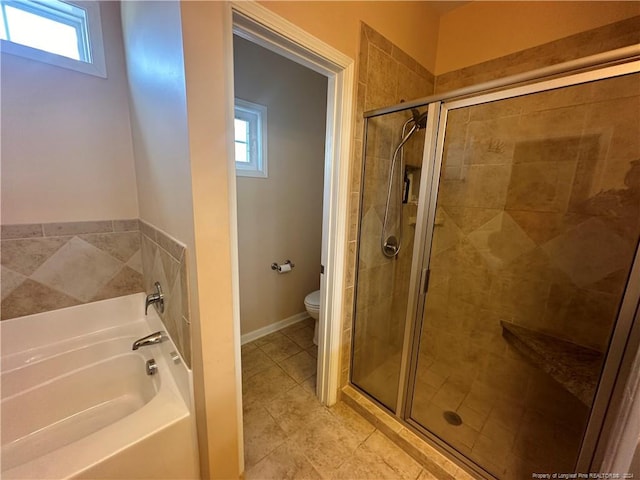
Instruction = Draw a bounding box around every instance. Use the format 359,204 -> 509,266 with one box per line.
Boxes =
0,293 -> 197,479
0,292 -> 193,409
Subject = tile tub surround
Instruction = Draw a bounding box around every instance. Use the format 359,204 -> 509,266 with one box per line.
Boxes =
1,220 -> 143,320
139,220 -> 192,368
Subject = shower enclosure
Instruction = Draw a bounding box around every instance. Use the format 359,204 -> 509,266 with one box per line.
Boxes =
351,49 -> 640,479
351,107 -> 432,410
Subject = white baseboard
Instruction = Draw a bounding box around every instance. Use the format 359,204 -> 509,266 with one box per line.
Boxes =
241,312 -> 310,345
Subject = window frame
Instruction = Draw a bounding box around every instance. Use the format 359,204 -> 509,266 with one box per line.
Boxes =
0,0 -> 106,78
234,98 -> 268,178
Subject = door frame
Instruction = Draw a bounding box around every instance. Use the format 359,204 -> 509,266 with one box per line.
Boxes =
399,59 -> 640,477
228,1 -> 354,406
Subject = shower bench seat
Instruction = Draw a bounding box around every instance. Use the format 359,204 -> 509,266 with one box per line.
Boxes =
500,321 -> 603,407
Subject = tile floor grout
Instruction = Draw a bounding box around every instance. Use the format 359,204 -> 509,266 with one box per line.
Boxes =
241,317 -> 451,480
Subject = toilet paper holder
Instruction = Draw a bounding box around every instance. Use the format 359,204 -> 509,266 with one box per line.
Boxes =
271,260 -> 295,272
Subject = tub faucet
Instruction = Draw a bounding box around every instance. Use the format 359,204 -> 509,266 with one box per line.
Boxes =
145,282 -> 164,315
132,331 -> 166,350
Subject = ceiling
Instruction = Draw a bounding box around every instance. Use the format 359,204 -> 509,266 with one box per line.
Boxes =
426,1 -> 471,15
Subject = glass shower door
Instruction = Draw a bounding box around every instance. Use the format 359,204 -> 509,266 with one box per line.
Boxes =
409,73 -> 640,478
351,109 -> 427,411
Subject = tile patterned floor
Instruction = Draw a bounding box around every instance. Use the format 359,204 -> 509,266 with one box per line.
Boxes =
241,318 -> 447,480
408,354 -> 585,478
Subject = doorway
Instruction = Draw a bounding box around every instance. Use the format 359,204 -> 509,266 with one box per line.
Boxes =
233,32 -> 328,382
229,3 -> 354,405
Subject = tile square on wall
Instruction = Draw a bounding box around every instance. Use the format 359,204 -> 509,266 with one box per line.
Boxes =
1,265 -> 26,301
31,237 -> 123,302
1,279 -> 80,320
1,237 -> 71,276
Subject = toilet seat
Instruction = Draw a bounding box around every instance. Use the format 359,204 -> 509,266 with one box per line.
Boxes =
304,290 -> 320,310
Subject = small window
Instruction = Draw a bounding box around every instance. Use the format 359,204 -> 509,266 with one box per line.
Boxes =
234,98 -> 268,178
0,0 -> 106,77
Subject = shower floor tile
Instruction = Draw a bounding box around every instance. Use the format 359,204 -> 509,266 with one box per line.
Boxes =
241,321 -> 449,480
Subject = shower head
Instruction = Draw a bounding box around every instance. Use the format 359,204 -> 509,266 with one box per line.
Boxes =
411,108 -> 428,130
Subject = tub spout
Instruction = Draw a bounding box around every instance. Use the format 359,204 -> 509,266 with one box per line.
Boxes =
132,331 -> 166,350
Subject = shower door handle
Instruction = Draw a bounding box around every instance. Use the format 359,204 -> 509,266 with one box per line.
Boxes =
419,269 -> 430,295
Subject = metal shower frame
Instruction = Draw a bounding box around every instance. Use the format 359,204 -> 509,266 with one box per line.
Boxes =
353,44 -> 640,478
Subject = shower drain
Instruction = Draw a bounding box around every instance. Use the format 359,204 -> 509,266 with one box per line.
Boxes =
443,411 -> 463,426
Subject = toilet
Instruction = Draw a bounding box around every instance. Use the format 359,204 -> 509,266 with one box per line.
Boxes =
304,290 -> 320,346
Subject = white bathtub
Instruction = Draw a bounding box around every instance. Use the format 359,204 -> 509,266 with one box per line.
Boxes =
1,293 -> 199,479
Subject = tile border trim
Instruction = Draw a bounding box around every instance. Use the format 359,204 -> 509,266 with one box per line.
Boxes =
1,219 -> 139,239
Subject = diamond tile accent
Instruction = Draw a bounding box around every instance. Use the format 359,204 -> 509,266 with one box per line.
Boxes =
158,247 -> 180,290
31,237 -> 123,302
466,212 -> 537,271
139,222 -> 190,367
359,207 -> 386,269
140,233 -> 157,282
126,250 -> 143,274
431,209 -> 463,255
441,206 -> 501,235
542,217 -> 634,288
0,220 -> 144,320
150,249 -> 170,295
1,279 -> 80,320
164,272 -> 183,344
79,231 -> 140,262
1,266 -> 26,301
1,237 -> 71,276
91,266 -> 143,302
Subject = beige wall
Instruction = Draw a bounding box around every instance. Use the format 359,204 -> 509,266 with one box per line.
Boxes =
435,1 -> 640,74
121,1 -> 195,253
0,1 -> 138,224
169,3 -> 446,477
120,1 -> 215,476
259,1 -> 441,72
180,1 -> 243,479
234,36 -> 326,335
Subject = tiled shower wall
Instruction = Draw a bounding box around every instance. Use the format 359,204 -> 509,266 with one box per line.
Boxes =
433,78 -> 640,352
351,108 -> 426,403
0,219 -> 192,368
435,15 -> 640,94
139,221 -> 192,368
341,23 -> 435,387
1,220 -> 143,319
340,15 -> 640,388
411,73 -> 640,476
